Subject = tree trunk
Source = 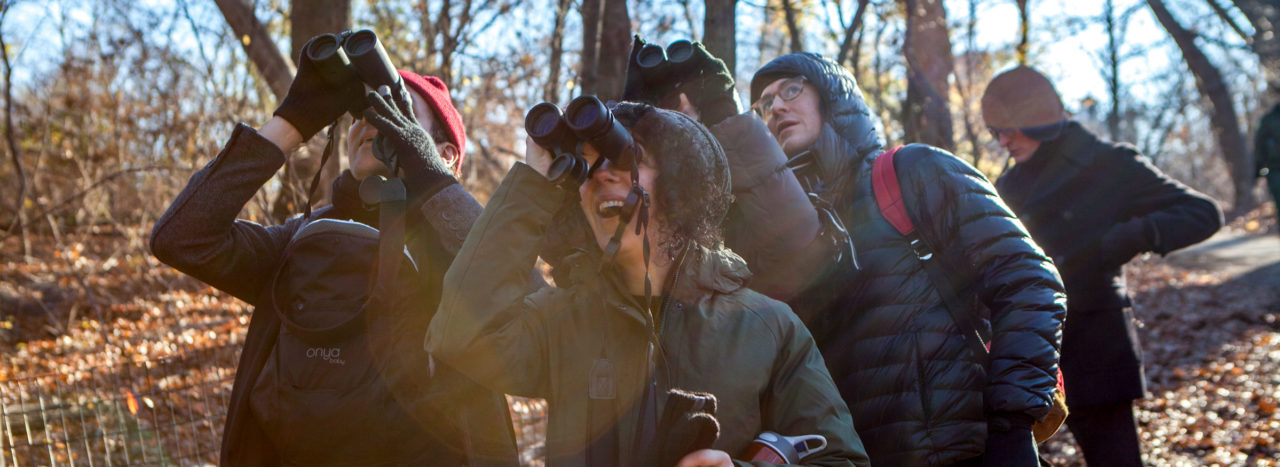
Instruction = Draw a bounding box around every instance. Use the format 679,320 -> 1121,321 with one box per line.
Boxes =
901,0 -> 955,151
0,3 -> 29,259
1229,0 -> 1280,87
1105,0 -> 1122,141
546,0 -> 573,102
579,0 -> 629,100
213,0 -> 294,99
289,0 -> 351,62
268,0 -> 351,222
703,0 -> 738,74
580,0 -> 603,94
1015,0 -> 1029,65
781,0 -> 804,52
1149,0 -> 1253,210
836,0 -> 870,71
954,0 -> 983,168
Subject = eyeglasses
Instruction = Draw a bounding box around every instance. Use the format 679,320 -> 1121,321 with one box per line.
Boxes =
987,126 -> 1018,140
752,76 -> 808,121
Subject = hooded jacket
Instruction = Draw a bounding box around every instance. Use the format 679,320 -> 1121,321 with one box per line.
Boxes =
750,53 -> 1067,465
150,124 -> 519,466
427,162 -> 870,467
995,121 -> 1221,407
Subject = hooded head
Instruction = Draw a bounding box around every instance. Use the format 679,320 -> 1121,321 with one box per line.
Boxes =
751,53 -> 884,188
551,103 -> 733,268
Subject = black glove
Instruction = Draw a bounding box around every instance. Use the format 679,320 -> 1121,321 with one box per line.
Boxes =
622,35 -> 654,104
362,85 -> 458,202
983,412 -> 1038,467
274,34 -> 366,140
621,37 -> 741,127
656,389 -> 720,467
1098,217 -> 1155,269
678,43 -> 741,127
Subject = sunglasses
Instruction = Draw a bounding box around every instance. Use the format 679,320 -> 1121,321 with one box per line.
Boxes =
752,76 -> 808,121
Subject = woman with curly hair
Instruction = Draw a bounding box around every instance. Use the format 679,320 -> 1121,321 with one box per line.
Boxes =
426,102 -> 868,466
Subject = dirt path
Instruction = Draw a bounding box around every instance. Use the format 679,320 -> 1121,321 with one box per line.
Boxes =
1164,230 -> 1280,286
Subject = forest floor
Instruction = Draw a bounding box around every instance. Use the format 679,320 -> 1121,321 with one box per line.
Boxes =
1,205 -> 1278,466
1040,205 -> 1280,466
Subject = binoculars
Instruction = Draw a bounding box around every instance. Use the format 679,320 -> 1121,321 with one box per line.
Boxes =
524,95 -> 636,188
631,39 -> 709,104
304,29 -> 401,95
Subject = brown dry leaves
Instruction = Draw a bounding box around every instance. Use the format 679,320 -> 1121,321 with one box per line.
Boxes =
1040,206 -> 1280,466
4,205 -> 1279,465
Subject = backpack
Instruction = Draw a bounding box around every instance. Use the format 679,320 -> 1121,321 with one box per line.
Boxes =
248,183 -> 453,465
871,146 -> 1068,443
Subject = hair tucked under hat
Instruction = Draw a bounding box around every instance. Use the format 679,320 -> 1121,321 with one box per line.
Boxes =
981,66 -> 1067,141
398,70 -> 466,165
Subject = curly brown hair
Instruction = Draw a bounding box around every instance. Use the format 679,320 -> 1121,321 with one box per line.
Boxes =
541,102 -> 733,270
609,103 -> 733,261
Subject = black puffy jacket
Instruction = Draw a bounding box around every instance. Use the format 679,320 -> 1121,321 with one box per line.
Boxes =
751,53 -> 1067,466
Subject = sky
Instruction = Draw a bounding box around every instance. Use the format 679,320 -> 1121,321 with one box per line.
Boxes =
0,0 -> 1261,118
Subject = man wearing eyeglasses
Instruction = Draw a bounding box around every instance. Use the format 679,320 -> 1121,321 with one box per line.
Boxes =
983,66 -> 1221,467
743,53 -> 1070,467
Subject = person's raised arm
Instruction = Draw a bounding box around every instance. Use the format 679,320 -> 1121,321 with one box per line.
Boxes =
149,37 -> 365,302
425,138 -> 561,396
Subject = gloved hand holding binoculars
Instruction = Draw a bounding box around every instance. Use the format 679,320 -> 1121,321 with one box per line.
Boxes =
524,95 -> 637,189
621,36 -> 742,128
274,29 -> 402,141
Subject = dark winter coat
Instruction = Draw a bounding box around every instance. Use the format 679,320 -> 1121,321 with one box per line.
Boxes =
712,112 -> 829,299
750,53 -> 1067,466
995,121 -> 1222,407
149,124 -> 519,466
426,163 -> 871,467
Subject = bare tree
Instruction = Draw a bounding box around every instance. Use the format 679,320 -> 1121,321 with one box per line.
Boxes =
0,0 -> 29,259
266,0 -> 352,222
1228,0 -> 1279,86
901,0 -> 956,151
546,0 -> 573,102
1015,0 -> 1029,65
835,0 -> 871,73
1104,0 -> 1122,141
212,0 -> 294,99
953,0 -> 986,168
1149,0 -> 1253,210
704,0 -> 738,73
781,0 -> 805,52
579,0 -> 630,99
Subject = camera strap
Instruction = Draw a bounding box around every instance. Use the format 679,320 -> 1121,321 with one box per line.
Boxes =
303,123 -> 341,220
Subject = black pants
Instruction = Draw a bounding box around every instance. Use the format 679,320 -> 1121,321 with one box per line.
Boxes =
1066,400 -> 1142,466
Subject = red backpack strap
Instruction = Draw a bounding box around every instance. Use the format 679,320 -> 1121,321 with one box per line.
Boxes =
872,146 -> 913,236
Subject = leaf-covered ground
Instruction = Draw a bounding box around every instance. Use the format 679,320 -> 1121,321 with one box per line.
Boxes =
1,205 -> 1277,465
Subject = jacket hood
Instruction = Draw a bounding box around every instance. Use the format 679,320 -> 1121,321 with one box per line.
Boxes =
751,53 -> 884,171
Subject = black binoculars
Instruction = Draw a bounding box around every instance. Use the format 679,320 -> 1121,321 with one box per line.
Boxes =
632,39 -> 708,103
524,95 -> 636,188
304,29 -> 401,95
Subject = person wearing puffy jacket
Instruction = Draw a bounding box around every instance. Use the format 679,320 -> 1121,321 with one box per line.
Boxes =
742,53 -> 1068,466
984,66 -> 1222,466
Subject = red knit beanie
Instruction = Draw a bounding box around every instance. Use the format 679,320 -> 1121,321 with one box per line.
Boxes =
398,70 -> 466,163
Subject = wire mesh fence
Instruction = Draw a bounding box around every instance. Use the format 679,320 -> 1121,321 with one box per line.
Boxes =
0,344 -> 238,466
1,343 -> 549,466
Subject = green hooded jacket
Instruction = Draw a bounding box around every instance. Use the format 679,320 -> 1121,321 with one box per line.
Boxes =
427,163 -> 869,466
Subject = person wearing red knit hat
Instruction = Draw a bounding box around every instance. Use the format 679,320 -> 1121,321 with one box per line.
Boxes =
151,36 -> 520,466
984,65 -> 1222,467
